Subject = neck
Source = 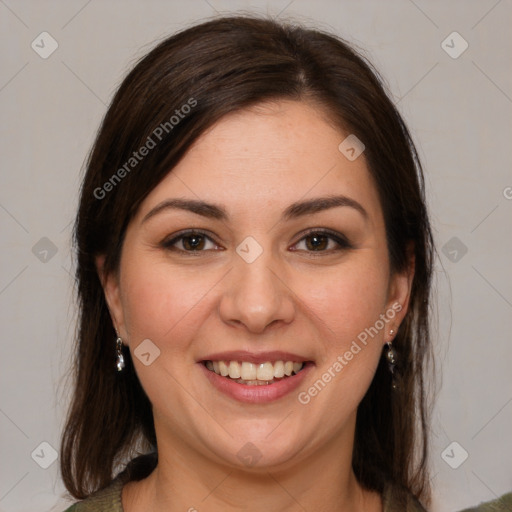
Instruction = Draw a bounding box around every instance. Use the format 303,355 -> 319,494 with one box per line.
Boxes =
122,418 -> 382,512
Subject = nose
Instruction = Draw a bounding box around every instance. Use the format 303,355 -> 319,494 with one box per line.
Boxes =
218,247 -> 295,334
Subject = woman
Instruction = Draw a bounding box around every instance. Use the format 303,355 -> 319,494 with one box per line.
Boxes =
61,15 -> 435,511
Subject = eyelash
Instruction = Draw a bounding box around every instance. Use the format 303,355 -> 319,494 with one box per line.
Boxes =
161,228 -> 352,256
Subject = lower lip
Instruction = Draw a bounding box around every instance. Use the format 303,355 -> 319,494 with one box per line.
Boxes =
199,362 -> 313,403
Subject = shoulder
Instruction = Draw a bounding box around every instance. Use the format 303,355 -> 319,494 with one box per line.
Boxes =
382,481 -> 427,512
61,477 -> 124,512
61,451 -> 157,512
456,491 -> 512,512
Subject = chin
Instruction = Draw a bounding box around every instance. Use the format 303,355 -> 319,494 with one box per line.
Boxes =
205,428 -> 307,472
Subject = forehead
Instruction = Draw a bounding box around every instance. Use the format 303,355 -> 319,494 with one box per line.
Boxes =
134,100 -> 383,225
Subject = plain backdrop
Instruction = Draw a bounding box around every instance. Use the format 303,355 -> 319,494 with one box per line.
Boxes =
0,1 -> 511,511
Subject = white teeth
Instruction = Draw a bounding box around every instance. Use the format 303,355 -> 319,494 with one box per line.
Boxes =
228,361 -> 241,379
257,362 -> 274,381
274,360 -> 285,378
240,361 -> 257,380
219,360 -> 230,377
205,359 -> 305,382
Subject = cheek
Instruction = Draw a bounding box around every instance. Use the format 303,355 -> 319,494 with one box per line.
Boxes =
293,263 -> 389,418
119,255 -> 215,351
118,255 -> 219,413
300,260 -> 390,344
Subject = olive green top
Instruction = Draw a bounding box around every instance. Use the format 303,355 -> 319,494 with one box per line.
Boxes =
63,476 -> 428,512
62,452 -> 427,511
63,484 -> 512,511
62,453 -> 512,511
458,492 -> 512,511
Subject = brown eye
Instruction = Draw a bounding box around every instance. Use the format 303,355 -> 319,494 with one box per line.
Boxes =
181,234 -> 206,250
305,233 -> 329,251
162,230 -> 219,253
292,229 -> 351,253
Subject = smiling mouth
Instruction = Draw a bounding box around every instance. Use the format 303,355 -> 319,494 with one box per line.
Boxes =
202,360 -> 307,386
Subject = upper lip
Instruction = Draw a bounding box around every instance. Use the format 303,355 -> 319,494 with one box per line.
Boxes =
200,350 -> 312,364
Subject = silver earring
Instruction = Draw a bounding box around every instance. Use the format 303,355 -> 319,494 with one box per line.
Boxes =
385,341 -> 397,372
386,329 -> 398,389
116,336 -> 125,372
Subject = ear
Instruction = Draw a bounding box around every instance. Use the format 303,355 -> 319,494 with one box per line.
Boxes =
95,254 -> 127,341
384,242 -> 415,341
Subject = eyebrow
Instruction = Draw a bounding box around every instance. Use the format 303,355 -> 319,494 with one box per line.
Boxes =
141,195 -> 368,224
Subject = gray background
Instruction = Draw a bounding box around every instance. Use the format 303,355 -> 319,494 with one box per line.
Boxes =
1,1 -> 511,511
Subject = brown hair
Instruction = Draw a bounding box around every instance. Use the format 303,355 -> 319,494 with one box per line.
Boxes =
60,14 -> 434,506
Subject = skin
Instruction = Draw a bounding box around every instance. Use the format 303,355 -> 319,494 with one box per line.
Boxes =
98,100 -> 414,512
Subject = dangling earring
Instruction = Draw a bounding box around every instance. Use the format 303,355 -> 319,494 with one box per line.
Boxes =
116,336 -> 125,372
386,329 -> 398,389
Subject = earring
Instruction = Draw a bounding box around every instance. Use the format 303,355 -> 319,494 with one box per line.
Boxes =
385,341 -> 397,372
386,329 -> 398,390
116,336 -> 125,372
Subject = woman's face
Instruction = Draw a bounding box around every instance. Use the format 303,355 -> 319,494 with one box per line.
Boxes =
101,100 -> 412,471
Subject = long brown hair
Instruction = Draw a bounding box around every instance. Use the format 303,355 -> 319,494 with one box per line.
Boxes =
60,14 -> 435,506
